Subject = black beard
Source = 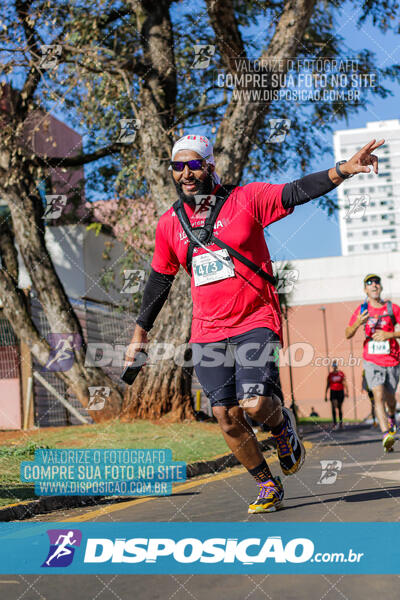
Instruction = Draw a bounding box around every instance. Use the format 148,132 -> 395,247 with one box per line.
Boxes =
172,171 -> 214,205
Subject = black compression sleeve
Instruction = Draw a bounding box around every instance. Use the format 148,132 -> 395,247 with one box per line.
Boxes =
281,169 -> 337,209
136,268 -> 175,332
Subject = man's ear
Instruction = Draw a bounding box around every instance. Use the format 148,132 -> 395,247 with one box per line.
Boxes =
207,163 -> 215,174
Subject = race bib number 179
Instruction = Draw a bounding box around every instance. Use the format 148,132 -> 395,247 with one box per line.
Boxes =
367,340 -> 390,355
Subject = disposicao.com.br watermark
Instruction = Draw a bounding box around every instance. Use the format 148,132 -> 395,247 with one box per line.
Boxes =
1,523 -> 395,574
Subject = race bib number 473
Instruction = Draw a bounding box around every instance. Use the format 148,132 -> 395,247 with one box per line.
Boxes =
192,249 -> 235,286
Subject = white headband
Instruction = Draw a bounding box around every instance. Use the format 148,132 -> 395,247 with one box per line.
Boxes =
169,134 -> 221,184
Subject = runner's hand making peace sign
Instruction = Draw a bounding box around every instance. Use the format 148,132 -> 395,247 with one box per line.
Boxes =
337,138 -> 384,177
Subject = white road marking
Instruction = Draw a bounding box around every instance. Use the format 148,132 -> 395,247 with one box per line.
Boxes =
309,459 -> 400,469
360,470 -> 400,483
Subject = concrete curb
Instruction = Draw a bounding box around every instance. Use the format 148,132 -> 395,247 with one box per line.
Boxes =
0,438 -> 275,522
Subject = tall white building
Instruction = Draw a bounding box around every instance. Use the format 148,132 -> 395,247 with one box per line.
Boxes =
333,119 -> 400,256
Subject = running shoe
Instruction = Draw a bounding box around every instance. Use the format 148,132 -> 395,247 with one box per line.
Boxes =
388,416 -> 397,434
273,407 -> 306,476
383,431 -> 395,453
248,477 -> 284,514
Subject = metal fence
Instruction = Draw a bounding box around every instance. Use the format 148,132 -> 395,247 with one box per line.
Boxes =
1,295 -> 208,427
30,295 -> 136,427
0,318 -> 19,379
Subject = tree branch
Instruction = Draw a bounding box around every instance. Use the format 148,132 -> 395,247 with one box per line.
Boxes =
0,219 -> 18,282
0,269 -> 52,365
99,7 -> 133,27
15,0 -> 44,110
0,216 -> 51,366
205,0 -> 246,73
171,95 -> 228,130
130,0 -> 177,127
33,142 -> 127,168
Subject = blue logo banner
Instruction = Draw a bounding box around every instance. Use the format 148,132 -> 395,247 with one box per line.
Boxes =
0,522 -> 398,574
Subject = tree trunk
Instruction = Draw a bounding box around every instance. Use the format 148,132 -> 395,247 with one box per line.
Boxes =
215,0 -> 317,182
0,181 -> 123,422
131,0 -> 177,210
121,271 -> 194,420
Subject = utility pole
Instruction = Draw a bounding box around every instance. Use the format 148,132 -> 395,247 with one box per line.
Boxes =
285,314 -> 298,422
319,306 -> 330,376
349,336 -> 357,420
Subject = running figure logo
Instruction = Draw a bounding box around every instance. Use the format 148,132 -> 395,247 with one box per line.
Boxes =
240,383 -> 264,407
88,386 -> 110,410
345,194 -> 370,219
193,194 -> 216,217
267,119 -> 291,143
191,45 -> 215,69
117,119 -> 141,143
43,195 -> 67,220
39,45 -> 62,69
43,334 -> 82,372
42,529 -> 82,568
275,269 -> 299,293
121,269 -> 146,293
317,460 -> 342,484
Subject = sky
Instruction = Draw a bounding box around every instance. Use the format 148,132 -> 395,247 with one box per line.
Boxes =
266,5 -> 400,261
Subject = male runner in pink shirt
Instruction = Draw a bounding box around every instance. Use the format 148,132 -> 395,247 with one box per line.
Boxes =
346,274 -> 400,452
126,134 -> 383,513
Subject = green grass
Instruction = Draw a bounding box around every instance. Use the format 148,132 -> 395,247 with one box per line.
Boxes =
299,417 -> 360,424
0,420 -> 236,507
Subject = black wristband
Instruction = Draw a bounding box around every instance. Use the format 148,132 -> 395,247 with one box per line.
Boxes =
335,160 -> 353,179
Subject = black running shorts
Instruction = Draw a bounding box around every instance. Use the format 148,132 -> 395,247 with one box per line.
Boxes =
330,390 -> 344,403
192,327 -> 281,407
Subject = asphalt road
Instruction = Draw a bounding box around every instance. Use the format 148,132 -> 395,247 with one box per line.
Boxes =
2,425 -> 400,599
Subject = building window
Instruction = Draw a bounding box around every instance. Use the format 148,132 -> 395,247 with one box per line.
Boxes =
348,245 -> 355,251
364,244 -> 370,250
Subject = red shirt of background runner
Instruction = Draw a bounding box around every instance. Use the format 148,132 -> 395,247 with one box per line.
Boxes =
151,182 -> 291,343
328,371 -> 345,391
348,302 -> 400,367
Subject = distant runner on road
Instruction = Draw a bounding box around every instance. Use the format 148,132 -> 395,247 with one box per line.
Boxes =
325,360 -> 348,429
126,134 -> 384,513
346,274 -> 400,452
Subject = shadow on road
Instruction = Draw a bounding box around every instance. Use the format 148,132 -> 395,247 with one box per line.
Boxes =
323,438 -> 382,447
285,485 -> 400,510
